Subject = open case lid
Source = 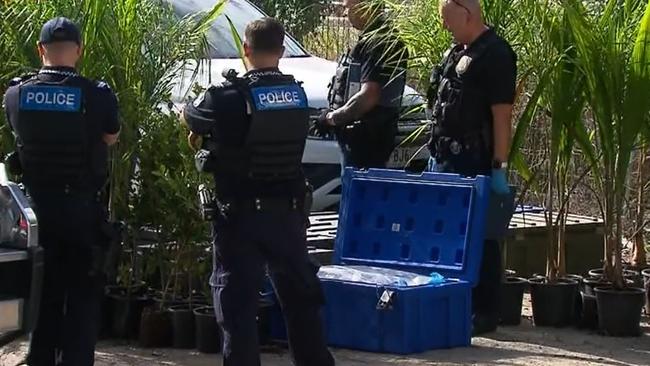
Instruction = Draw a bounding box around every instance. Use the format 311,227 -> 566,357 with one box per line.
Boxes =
334,169 -> 491,286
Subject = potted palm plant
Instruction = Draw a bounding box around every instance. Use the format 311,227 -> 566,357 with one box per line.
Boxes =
134,107 -> 213,347
508,1 -> 587,327
565,0 -> 650,336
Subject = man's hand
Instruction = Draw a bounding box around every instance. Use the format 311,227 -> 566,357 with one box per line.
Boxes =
188,131 -> 203,151
491,169 -> 510,195
311,109 -> 335,138
325,112 -> 336,126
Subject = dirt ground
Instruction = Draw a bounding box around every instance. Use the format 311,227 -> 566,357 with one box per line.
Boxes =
2,295 -> 649,366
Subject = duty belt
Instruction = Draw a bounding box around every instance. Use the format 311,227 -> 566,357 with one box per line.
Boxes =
220,196 -> 304,213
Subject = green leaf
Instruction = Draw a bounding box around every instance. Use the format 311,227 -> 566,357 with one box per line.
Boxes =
226,14 -> 247,70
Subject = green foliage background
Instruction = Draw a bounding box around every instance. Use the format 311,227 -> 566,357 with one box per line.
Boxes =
251,0 -> 331,41
0,0 -> 223,290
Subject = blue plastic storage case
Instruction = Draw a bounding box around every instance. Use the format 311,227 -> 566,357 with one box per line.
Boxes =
320,168 -> 491,354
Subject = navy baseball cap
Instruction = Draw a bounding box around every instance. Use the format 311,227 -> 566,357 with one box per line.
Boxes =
39,17 -> 81,45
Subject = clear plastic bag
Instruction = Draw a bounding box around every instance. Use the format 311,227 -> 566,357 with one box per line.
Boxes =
318,265 -> 445,287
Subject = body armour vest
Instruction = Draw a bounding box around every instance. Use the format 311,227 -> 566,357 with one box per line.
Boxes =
327,48 -> 406,111
13,72 -> 96,187
214,70 -> 309,186
428,32 -> 500,160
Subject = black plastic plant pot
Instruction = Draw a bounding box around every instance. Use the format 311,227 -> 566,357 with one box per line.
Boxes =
595,286 -> 645,337
642,268 -> 650,314
109,294 -> 152,339
584,275 -> 636,296
588,268 -> 641,286
579,292 -> 599,330
499,277 -> 527,326
169,303 -> 206,349
588,268 -> 604,278
139,306 -> 173,348
194,306 -> 221,353
563,274 -> 584,325
583,276 -> 611,296
102,283 -> 149,338
529,277 -> 578,327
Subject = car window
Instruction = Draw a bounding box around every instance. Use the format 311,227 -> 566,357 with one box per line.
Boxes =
171,0 -> 308,58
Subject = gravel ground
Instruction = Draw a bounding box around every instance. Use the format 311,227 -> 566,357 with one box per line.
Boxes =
2,295 -> 649,366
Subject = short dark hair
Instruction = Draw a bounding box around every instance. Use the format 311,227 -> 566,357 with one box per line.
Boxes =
245,17 -> 285,53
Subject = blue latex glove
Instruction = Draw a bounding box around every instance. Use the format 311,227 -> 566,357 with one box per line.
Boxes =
491,168 -> 510,195
429,272 -> 445,285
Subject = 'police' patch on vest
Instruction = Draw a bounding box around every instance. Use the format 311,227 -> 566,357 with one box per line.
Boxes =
19,86 -> 82,112
251,85 -> 307,111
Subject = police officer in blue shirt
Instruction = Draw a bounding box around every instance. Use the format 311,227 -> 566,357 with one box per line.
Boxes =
183,18 -> 335,366
427,0 -> 516,335
3,17 -> 120,365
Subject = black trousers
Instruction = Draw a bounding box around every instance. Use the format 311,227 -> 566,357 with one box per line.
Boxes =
472,240 -> 502,324
430,152 -> 502,325
210,209 -> 335,366
26,189 -> 105,366
336,117 -> 397,169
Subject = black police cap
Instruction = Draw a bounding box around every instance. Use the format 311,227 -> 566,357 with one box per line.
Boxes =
39,17 -> 81,45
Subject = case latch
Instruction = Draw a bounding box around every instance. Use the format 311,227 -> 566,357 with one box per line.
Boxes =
376,289 -> 396,310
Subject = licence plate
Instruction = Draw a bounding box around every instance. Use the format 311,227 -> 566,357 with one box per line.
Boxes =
387,146 -> 426,168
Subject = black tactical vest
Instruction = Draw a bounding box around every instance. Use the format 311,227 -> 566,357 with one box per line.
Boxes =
327,48 -> 406,111
428,31 -> 499,174
13,72 -> 95,187
214,70 -> 309,186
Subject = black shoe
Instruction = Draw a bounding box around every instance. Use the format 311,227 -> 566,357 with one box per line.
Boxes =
472,314 -> 498,336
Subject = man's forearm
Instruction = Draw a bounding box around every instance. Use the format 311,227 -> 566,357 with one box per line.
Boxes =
329,82 -> 381,126
330,92 -> 370,126
491,104 -> 513,162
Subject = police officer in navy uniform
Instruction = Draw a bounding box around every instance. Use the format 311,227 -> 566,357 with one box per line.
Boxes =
183,18 -> 335,366
3,17 -> 120,365
322,0 -> 408,169
427,0 -> 517,335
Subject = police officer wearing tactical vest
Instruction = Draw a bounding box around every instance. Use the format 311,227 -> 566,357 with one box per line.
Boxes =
183,18 -> 335,366
321,0 -> 407,169
427,0 -> 516,335
3,17 -> 120,365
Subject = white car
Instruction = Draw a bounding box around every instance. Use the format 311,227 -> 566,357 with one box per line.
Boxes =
171,0 -> 430,211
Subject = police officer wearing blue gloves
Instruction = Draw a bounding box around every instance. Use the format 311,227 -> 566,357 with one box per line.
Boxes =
426,0 -> 516,334
3,17 -> 120,365
183,18 -> 335,366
